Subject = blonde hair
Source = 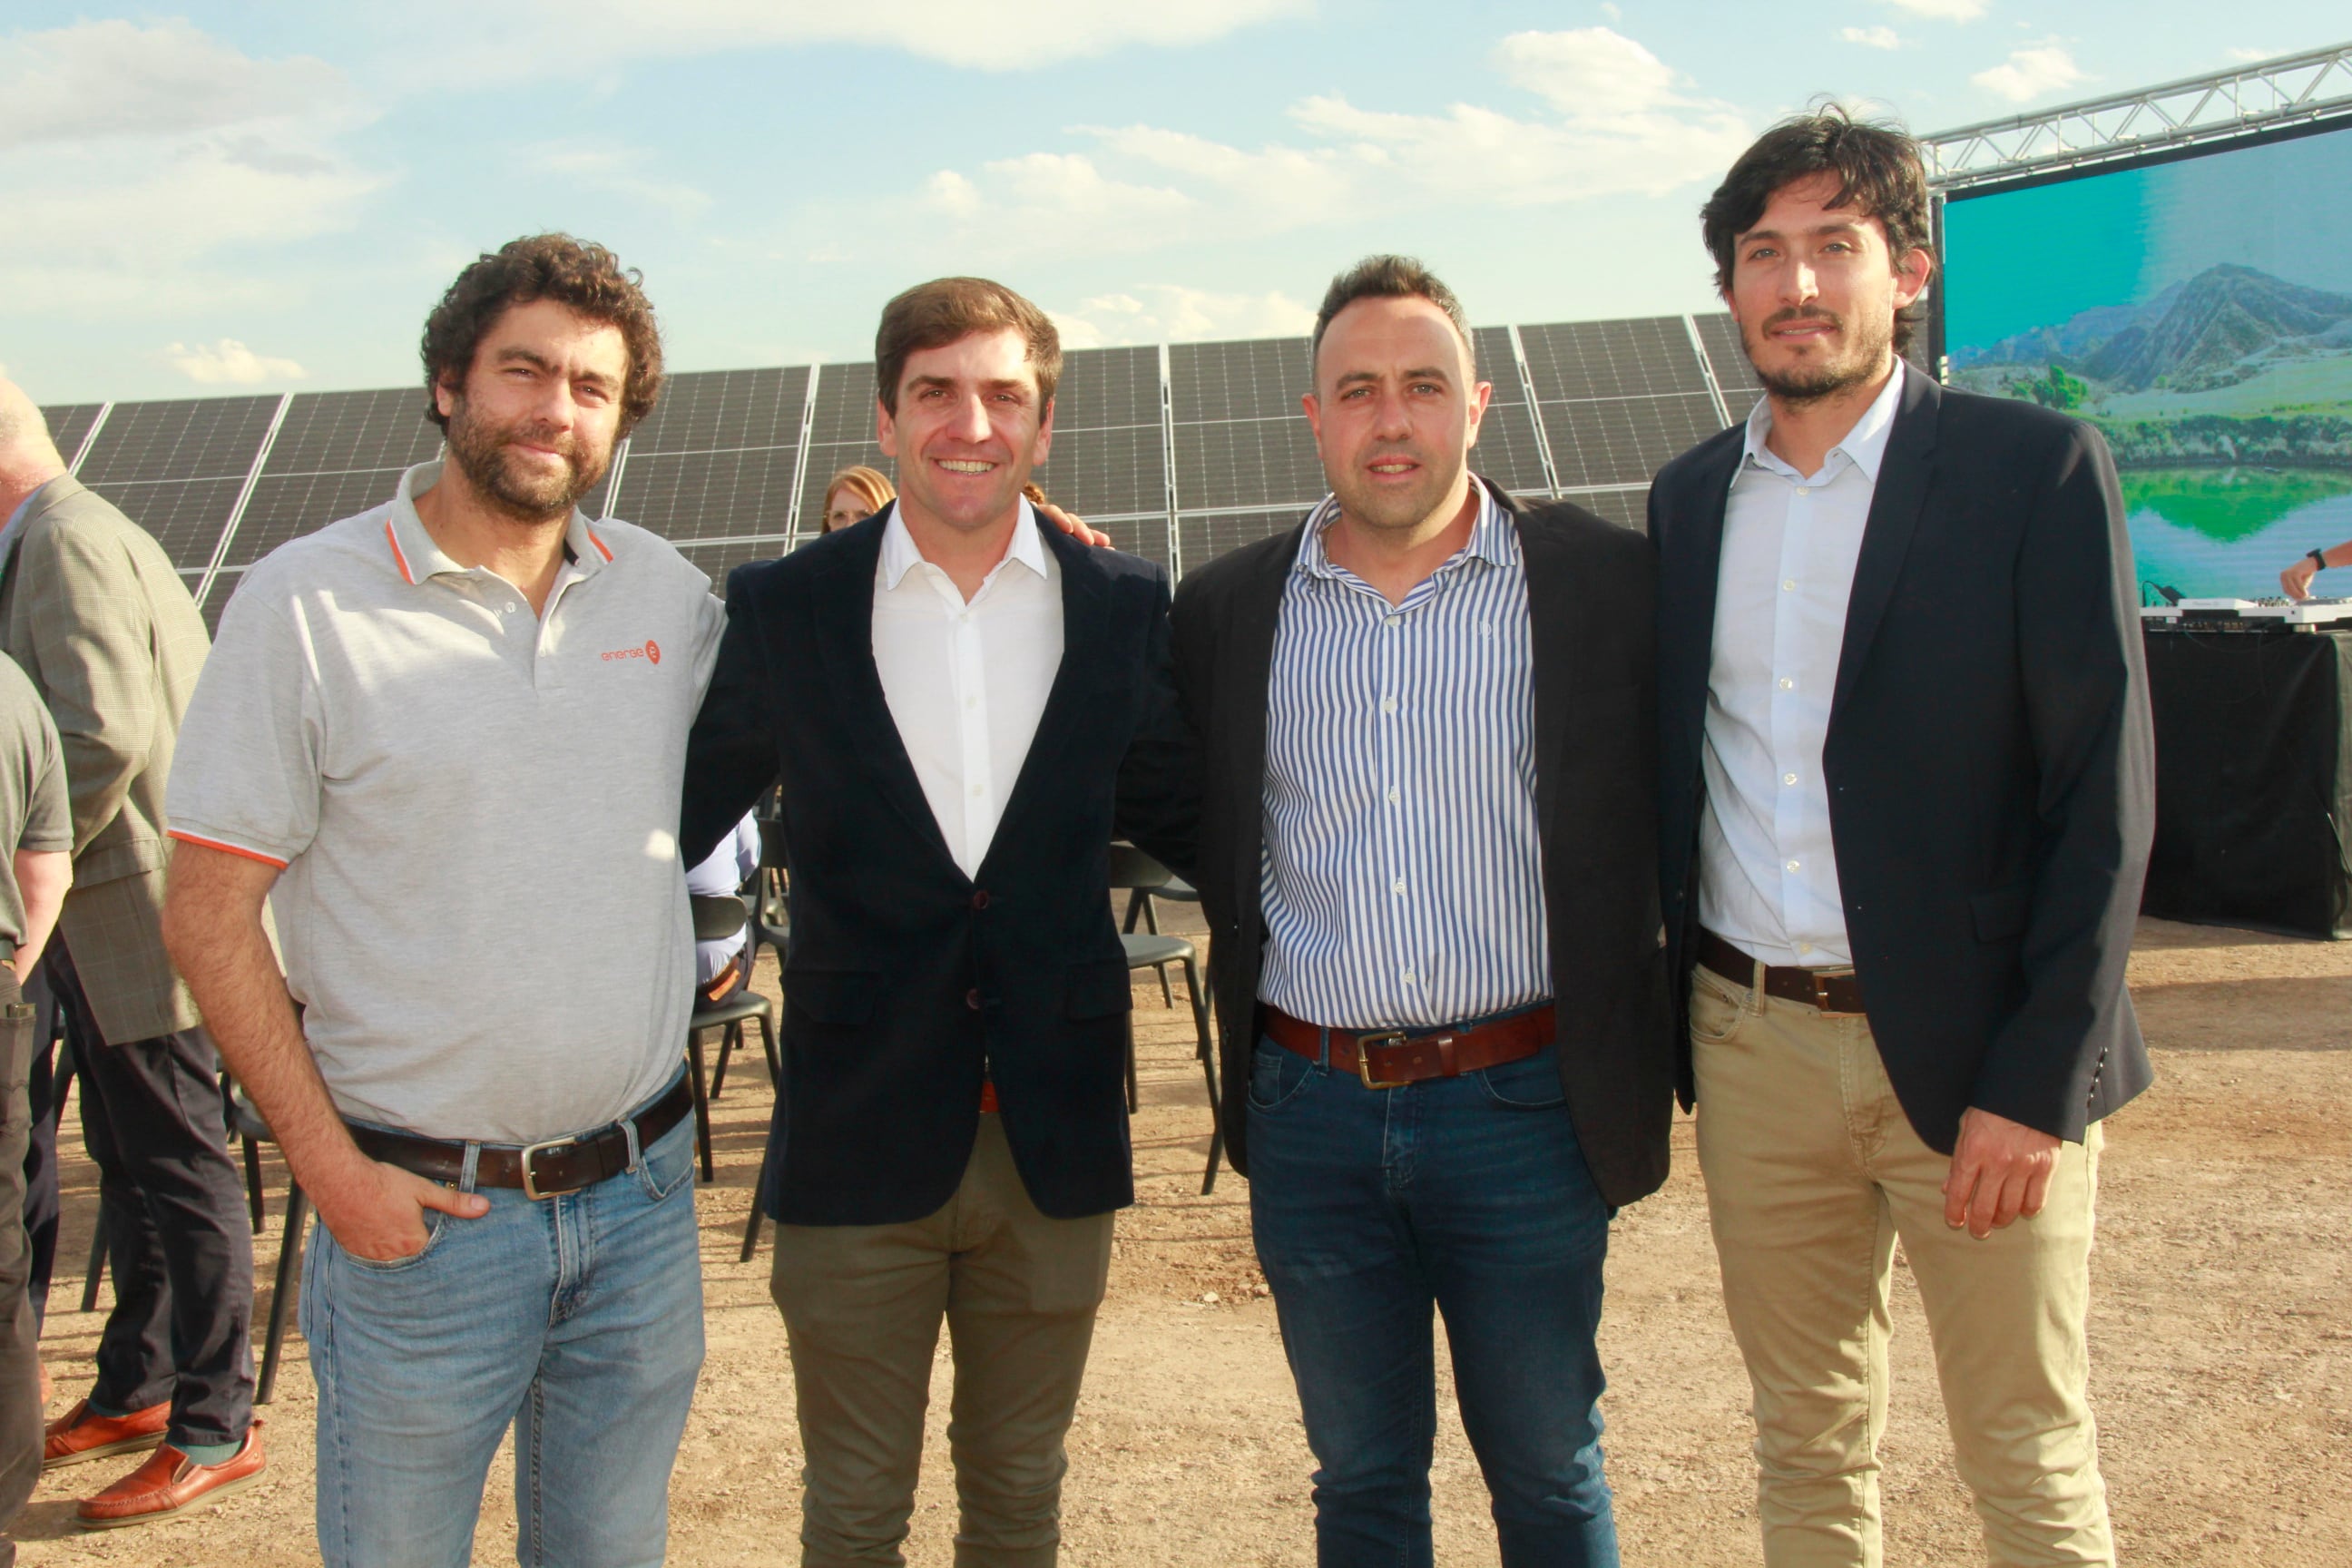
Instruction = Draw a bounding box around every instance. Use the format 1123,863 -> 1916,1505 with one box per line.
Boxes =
820,465 -> 895,532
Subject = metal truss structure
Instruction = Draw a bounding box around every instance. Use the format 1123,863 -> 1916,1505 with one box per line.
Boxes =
1924,41 -> 2352,192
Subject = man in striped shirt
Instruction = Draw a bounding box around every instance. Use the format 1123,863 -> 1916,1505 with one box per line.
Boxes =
1171,258 -> 1672,1568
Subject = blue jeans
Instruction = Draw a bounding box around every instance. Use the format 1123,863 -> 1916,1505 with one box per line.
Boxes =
1248,1033 -> 1619,1568
301,1093 -> 706,1568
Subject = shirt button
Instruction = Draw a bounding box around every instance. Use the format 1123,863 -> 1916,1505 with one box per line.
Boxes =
965,988 -> 982,1010
1779,677 -> 1795,691
1797,941 -> 1814,956
1386,786 -> 1399,803
1399,968 -> 1416,984
505,602 -> 520,613
971,890 -> 990,910
1392,878 -> 1406,896
1783,772 -> 1798,786
1381,698 -> 1396,714
969,783 -> 985,798
1781,580 -> 1796,593
1786,859 -> 1801,873
965,694 -> 977,709
1795,486 -> 1810,497
1384,615 -> 1400,628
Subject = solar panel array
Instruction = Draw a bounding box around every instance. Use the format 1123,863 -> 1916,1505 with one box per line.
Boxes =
34,311 -> 1757,621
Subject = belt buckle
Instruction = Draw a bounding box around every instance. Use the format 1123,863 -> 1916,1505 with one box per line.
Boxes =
1355,1030 -> 1410,1090
1808,972 -> 1863,1018
518,1136 -> 579,1201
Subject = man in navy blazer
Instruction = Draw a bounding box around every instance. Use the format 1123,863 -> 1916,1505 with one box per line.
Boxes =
1651,112 -> 2151,1565
681,277 -> 1192,1568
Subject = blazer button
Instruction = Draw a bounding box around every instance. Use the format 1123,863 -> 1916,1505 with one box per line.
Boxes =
965,988 -> 982,1011
971,889 -> 990,910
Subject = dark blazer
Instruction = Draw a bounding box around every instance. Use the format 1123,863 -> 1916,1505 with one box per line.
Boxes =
681,507 -> 1196,1226
1651,370 -> 2155,1151
1169,479 -> 1675,1210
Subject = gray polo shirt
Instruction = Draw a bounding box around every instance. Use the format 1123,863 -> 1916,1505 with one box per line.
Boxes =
0,652 -> 72,954
167,461 -> 725,1142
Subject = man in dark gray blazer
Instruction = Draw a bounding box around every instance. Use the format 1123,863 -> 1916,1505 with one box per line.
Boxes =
1650,113 -> 2151,1565
0,382 -> 259,1527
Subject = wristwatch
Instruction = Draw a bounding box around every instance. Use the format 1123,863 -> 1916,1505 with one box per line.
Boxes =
2310,548 -> 2330,572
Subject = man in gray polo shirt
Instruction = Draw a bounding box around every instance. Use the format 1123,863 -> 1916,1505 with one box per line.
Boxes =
162,235 -> 721,1568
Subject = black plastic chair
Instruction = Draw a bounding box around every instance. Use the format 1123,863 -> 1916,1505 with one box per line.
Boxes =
1107,847 -> 1223,1194
1108,846 -> 1182,1007
686,895 -> 778,1184
229,1095 -> 309,1406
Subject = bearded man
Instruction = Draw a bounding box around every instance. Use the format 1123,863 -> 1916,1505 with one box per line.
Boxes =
162,235 -> 723,1568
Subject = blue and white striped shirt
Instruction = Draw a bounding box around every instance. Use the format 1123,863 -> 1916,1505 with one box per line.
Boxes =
1258,486 -> 1551,1031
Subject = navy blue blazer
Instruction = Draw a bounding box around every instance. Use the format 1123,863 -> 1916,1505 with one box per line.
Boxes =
681,507 -> 1197,1225
1651,370 -> 2155,1149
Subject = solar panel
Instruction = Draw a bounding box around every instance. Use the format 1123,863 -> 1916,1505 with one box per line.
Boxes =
1542,393 -> 1725,489
1693,312 -> 1760,400
805,363 -> 881,447
75,395 -> 278,570
1032,425 -> 1166,528
1560,486 -> 1648,531
1054,345 -> 1161,432
1470,401 -> 1553,500
622,366 -> 808,456
1519,318 -> 1710,402
39,404 -> 104,466
1172,415 -> 1325,514
1170,338 -> 1311,422
1177,507 -> 1306,570
675,540 -> 783,593
604,366 -> 809,551
223,388 -> 441,571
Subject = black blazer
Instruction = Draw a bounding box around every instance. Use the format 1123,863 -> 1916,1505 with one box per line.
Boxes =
1651,371 -> 2155,1150
681,508 -> 1196,1225
1169,480 -> 1675,1210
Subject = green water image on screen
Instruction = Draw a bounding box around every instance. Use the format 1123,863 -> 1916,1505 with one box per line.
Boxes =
1942,122 -> 2352,599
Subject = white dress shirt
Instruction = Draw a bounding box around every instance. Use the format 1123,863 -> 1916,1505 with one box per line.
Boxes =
871,501 -> 1063,880
1699,360 -> 1907,969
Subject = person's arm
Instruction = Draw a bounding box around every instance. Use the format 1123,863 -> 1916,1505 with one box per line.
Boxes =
1945,421 -> 2153,1239
10,849 -> 68,981
1114,569 -> 1202,883
2281,540 -> 2352,601
681,571 -> 785,867
162,843 -> 487,1259
20,522 -> 161,854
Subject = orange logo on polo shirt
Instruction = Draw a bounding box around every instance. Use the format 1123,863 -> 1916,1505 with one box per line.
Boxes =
601,639 -> 662,665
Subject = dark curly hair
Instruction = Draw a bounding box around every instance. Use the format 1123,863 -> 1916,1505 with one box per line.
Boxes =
419,234 -> 664,435
1700,106 -> 1934,352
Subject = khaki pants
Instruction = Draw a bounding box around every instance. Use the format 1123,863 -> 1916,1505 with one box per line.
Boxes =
1689,961 -> 2114,1568
771,1114 -> 1113,1568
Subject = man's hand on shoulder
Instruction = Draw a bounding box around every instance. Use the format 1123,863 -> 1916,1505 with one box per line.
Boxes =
309,1152 -> 490,1263
1942,1107 -> 2063,1240
1036,502 -> 1112,549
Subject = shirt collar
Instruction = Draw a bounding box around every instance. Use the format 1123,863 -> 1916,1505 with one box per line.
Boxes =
878,497 -> 1047,593
1293,479 -> 1517,579
383,459 -> 612,588
1739,357 -> 1907,486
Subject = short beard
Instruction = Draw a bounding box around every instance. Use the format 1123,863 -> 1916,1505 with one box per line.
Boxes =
1328,447 -> 1459,535
1744,307 -> 1896,408
443,396 -> 611,525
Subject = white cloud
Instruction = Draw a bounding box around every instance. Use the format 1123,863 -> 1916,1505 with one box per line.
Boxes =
1052,286 -> 1315,349
839,28 -> 1749,263
1841,25 -> 1904,49
1877,0 -> 1986,19
523,142 -> 711,221
411,0 -> 1312,78
164,339 -> 309,385
0,21 -> 385,318
1972,43 -> 2088,103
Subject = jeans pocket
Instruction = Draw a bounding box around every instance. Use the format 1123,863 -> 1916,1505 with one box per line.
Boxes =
340,1209 -> 448,1274
1478,1050 -> 1566,1110
633,1114 -> 697,1204
1247,1038 -> 1318,1114
1687,965 -> 1750,1046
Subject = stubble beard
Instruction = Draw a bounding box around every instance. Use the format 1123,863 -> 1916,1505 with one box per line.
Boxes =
1745,307 -> 1897,408
1330,446 -> 1458,536
444,396 -> 612,526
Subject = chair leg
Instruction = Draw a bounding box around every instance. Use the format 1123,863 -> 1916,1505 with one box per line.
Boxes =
1183,957 -> 1223,1194
1143,897 -> 1161,936
1154,960 -> 1174,1009
712,1021 -> 739,1101
686,1040 -> 715,1183
80,1209 -> 108,1313
243,1134 -> 267,1234
1121,888 -> 1145,934
758,1008 -> 781,1088
258,1185 -> 309,1406
740,1141 -> 769,1263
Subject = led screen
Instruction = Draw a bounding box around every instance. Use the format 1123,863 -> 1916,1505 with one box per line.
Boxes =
1943,123 -> 2352,599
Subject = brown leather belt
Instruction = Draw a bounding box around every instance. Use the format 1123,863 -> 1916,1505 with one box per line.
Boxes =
1697,928 -> 1866,1015
1265,1004 -> 1553,1089
347,1075 -> 694,1200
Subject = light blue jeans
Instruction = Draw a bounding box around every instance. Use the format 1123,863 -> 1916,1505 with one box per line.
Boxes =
300,1093 -> 706,1568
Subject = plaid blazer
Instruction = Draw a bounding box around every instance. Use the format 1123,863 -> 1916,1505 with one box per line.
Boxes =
1,476 -> 210,1044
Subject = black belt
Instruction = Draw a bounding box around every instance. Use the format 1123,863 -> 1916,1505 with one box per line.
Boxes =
1697,928 -> 1866,1015
347,1075 -> 693,1200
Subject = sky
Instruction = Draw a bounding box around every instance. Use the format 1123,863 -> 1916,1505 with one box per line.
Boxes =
1943,122 -> 2352,351
5,1 -> 2347,405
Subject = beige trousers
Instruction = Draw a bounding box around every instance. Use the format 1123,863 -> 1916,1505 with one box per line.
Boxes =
1690,961 -> 2115,1568
771,1113 -> 1114,1568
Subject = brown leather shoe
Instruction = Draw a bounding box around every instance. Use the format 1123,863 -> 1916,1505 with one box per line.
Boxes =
42,1398 -> 171,1469
76,1423 -> 266,1529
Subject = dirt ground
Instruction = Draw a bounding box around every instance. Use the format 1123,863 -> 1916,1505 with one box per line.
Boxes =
14,911 -> 2350,1565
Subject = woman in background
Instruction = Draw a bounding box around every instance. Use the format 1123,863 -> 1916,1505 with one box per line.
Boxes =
819,465 -> 894,533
